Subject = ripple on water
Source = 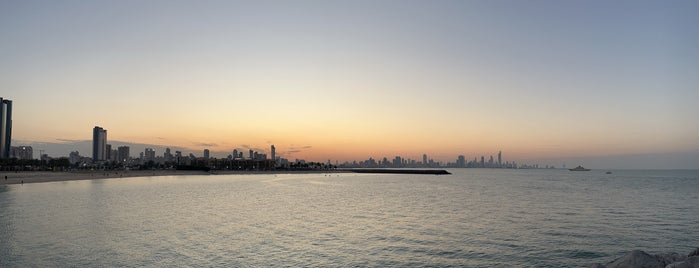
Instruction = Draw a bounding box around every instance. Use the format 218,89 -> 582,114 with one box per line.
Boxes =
1,169 -> 699,266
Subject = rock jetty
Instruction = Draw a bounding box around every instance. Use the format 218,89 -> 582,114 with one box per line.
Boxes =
589,247 -> 699,268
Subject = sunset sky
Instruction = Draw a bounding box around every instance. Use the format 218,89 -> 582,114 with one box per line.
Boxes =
2,0 -> 698,164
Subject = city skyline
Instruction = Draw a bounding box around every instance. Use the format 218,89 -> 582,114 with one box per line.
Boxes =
2,1 -> 698,168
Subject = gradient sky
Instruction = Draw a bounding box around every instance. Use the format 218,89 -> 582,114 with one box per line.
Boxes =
1,0 -> 698,164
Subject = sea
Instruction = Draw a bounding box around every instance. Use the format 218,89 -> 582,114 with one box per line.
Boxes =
1,169 -> 698,267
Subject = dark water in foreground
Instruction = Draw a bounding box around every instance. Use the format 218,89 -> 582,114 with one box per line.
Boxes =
1,169 -> 698,267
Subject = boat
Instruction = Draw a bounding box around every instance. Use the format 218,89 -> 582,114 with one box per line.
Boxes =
606,171 -> 612,174
569,165 -> 590,171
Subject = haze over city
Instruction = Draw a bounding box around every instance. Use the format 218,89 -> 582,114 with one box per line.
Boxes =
2,0 -> 698,168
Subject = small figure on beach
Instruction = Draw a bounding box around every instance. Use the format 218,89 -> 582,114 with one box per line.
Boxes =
4,175 -> 7,180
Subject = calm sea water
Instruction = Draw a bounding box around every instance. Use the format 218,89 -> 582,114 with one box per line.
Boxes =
1,169 -> 698,267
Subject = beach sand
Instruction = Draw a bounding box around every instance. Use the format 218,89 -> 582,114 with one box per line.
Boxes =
0,170 -> 210,185
0,169 -> 345,185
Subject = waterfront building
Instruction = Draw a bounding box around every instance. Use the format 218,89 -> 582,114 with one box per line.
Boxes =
117,146 -> 130,163
10,146 -> 32,160
164,148 -> 173,162
145,148 -> 156,162
270,145 -> 276,164
393,156 -> 402,167
110,149 -> 118,162
498,151 -> 502,167
0,98 -> 12,159
69,151 -> 81,165
457,155 -> 466,168
92,126 -> 107,162
203,149 -> 210,159
106,144 -> 112,161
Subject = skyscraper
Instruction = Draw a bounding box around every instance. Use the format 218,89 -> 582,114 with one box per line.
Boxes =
106,144 -> 112,161
0,98 -> 12,159
498,151 -> 502,167
270,145 -> 276,161
92,126 -> 107,162
457,155 -> 466,168
203,149 -> 210,159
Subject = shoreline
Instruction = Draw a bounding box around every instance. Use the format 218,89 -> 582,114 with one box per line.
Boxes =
0,169 -> 347,185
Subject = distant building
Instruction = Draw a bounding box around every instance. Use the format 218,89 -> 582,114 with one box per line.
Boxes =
106,144 -> 112,161
457,155 -> 466,168
164,148 -> 173,162
145,148 -> 156,162
10,146 -> 32,160
92,126 -> 107,162
69,151 -> 81,165
249,149 -> 253,159
117,146 -> 130,162
497,151 -> 502,167
423,154 -> 427,166
270,145 -> 276,164
110,149 -> 118,162
203,149 -> 210,159
232,149 -> 238,159
0,97 -> 12,159
393,156 -> 402,167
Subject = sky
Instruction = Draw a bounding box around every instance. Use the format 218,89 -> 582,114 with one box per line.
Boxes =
1,0 -> 698,167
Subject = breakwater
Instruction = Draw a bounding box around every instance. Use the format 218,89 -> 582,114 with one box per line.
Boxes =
344,169 -> 451,175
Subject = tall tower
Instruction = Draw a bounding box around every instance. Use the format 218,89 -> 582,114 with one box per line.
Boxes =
271,145 -> 276,161
498,151 -> 502,167
203,149 -> 210,159
92,126 -> 107,161
0,98 -> 11,159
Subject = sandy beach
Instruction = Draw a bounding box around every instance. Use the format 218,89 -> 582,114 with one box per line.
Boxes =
0,170 -> 210,185
0,169 -> 344,185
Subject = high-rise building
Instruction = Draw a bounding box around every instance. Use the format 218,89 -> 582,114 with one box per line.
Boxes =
92,126 -> 107,162
69,151 -> 81,165
110,149 -> 118,162
203,149 -> 210,159
106,144 -> 112,161
270,145 -> 276,162
423,154 -> 427,166
498,151 -> 502,167
233,149 -> 238,159
0,98 -> 12,159
145,148 -> 156,162
10,146 -> 32,160
457,155 -> 466,168
117,146 -> 130,162
164,148 -> 173,162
